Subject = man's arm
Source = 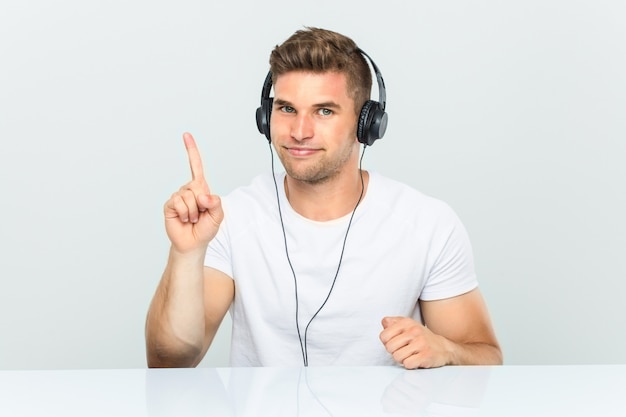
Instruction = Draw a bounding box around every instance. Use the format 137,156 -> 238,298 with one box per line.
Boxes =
145,132 -> 230,367
146,260 -> 234,367
380,288 -> 502,369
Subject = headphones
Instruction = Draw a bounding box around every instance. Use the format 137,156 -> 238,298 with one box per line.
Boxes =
255,48 -> 388,147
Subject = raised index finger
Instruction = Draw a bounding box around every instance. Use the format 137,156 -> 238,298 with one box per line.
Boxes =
183,132 -> 205,181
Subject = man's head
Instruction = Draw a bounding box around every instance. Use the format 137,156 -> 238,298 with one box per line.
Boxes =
269,27 -> 372,117
259,28 -> 385,185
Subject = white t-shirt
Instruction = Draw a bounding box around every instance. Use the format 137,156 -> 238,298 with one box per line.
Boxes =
205,171 -> 478,366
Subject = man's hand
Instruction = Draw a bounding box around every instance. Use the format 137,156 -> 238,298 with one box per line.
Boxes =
379,290 -> 503,369
164,132 -> 224,254
379,317 -> 452,369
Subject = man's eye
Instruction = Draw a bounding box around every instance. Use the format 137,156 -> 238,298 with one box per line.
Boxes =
318,108 -> 333,116
281,106 -> 295,113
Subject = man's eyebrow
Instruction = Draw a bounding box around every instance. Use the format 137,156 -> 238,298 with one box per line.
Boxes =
314,101 -> 341,109
273,98 -> 292,107
273,99 -> 342,109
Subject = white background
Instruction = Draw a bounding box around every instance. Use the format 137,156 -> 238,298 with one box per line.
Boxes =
1,0 -> 624,369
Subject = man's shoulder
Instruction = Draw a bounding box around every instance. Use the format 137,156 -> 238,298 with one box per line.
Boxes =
225,173 -> 278,198
219,173 -> 280,216
369,171 -> 451,211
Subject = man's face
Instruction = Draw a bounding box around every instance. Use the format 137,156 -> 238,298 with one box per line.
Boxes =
270,71 -> 360,184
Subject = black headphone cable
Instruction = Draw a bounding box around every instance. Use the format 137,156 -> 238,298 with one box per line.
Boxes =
270,143 -> 367,366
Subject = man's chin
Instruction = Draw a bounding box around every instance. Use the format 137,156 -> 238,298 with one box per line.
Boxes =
284,166 -> 326,184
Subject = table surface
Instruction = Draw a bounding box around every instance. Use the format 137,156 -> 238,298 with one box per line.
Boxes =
1,365 -> 625,416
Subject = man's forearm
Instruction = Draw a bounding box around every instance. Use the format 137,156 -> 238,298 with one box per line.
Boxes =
444,339 -> 503,366
146,247 -> 207,367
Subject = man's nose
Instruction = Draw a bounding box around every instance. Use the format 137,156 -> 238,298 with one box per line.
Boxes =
291,113 -> 314,141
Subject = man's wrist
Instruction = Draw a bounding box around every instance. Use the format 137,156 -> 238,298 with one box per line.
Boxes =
169,245 -> 207,261
441,336 -> 459,366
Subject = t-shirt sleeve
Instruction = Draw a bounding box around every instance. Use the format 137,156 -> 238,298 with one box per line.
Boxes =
419,205 -> 479,301
204,213 -> 234,278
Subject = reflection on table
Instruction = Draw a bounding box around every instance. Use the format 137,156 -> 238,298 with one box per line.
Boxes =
1,365 -> 625,416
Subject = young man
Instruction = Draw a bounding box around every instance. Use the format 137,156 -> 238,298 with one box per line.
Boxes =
146,27 -> 502,368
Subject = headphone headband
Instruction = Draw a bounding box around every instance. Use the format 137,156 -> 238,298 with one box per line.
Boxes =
356,48 -> 386,113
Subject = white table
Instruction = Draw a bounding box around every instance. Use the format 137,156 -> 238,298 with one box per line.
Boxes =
1,365 -> 625,416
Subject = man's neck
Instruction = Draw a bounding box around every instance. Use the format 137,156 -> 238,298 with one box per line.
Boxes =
284,170 -> 369,222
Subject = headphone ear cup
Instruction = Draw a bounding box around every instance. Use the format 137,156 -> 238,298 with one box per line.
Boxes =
357,100 -> 388,146
357,100 -> 375,145
256,98 -> 273,142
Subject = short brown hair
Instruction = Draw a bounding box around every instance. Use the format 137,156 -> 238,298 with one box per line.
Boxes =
269,27 -> 372,115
